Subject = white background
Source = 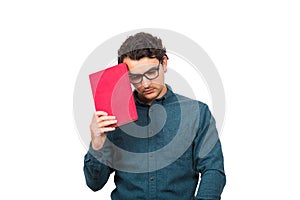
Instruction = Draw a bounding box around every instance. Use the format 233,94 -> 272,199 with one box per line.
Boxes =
1,0 -> 299,199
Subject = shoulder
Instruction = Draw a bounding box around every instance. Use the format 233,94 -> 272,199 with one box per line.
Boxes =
172,92 -> 209,110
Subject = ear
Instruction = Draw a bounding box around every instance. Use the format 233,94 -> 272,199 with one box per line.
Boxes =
162,56 -> 168,73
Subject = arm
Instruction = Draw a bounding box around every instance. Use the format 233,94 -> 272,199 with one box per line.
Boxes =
83,146 -> 114,191
83,111 -> 117,191
194,105 -> 226,200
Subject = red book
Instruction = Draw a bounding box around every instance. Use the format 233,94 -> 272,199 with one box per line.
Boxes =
89,63 -> 138,127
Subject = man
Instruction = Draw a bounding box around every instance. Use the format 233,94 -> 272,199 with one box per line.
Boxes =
84,32 -> 226,200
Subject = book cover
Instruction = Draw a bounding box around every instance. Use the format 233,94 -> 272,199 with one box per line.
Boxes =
89,63 -> 138,127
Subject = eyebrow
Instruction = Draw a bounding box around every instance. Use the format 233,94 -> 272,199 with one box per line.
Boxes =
128,66 -> 158,75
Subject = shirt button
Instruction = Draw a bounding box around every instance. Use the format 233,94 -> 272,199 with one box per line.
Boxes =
150,177 -> 155,181
149,130 -> 154,135
149,153 -> 154,157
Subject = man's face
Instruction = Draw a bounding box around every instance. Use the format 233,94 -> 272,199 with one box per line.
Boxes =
124,56 -> 168,104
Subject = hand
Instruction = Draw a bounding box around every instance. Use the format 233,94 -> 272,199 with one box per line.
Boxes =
89,111 -> 117,150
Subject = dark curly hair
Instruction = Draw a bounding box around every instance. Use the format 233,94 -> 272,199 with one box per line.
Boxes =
118,32 -> 168,64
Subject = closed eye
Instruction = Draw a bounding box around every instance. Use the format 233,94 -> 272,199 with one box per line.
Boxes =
145,69 -> 157,76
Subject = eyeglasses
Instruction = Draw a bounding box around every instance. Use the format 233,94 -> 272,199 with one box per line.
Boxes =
128,62 -> 161,84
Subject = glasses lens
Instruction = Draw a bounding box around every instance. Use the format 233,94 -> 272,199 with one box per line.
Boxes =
129,74 -> 142,84
144,69 -> 159,79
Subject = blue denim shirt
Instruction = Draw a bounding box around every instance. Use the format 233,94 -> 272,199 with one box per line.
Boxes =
84,86 -> 226,200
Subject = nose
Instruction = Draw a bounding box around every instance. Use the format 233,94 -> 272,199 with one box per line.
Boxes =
141,76 -> 150,87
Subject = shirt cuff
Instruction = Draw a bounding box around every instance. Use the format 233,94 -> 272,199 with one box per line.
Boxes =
85,142 -> 113,168
88,143 -> 104,159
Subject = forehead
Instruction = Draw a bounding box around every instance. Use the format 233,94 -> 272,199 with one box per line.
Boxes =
124,57 -> 159,73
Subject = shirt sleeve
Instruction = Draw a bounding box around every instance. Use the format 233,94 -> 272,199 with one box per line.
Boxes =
83,142 -> 115,192
194,104 -> 226,200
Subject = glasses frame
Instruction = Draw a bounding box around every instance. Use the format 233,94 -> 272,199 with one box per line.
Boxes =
128,61 -> 161,84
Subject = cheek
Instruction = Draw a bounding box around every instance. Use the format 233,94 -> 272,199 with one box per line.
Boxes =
133,84 -> 144,91
152,75 -> 165,85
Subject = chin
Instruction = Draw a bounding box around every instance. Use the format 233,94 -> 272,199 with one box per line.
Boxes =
140,92 -> 158,102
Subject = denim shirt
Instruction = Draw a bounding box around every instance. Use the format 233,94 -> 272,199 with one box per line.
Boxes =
84,86 -> 226,200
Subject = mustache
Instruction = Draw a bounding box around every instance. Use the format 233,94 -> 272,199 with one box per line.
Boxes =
137,85 -> 155,91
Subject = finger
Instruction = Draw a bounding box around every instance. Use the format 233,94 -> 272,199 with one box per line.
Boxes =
97,115 -> 116,122
94,127 -> 116,136
98,119 -> 118,127
94,111 -> 108,117
101,127 -> 116,133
